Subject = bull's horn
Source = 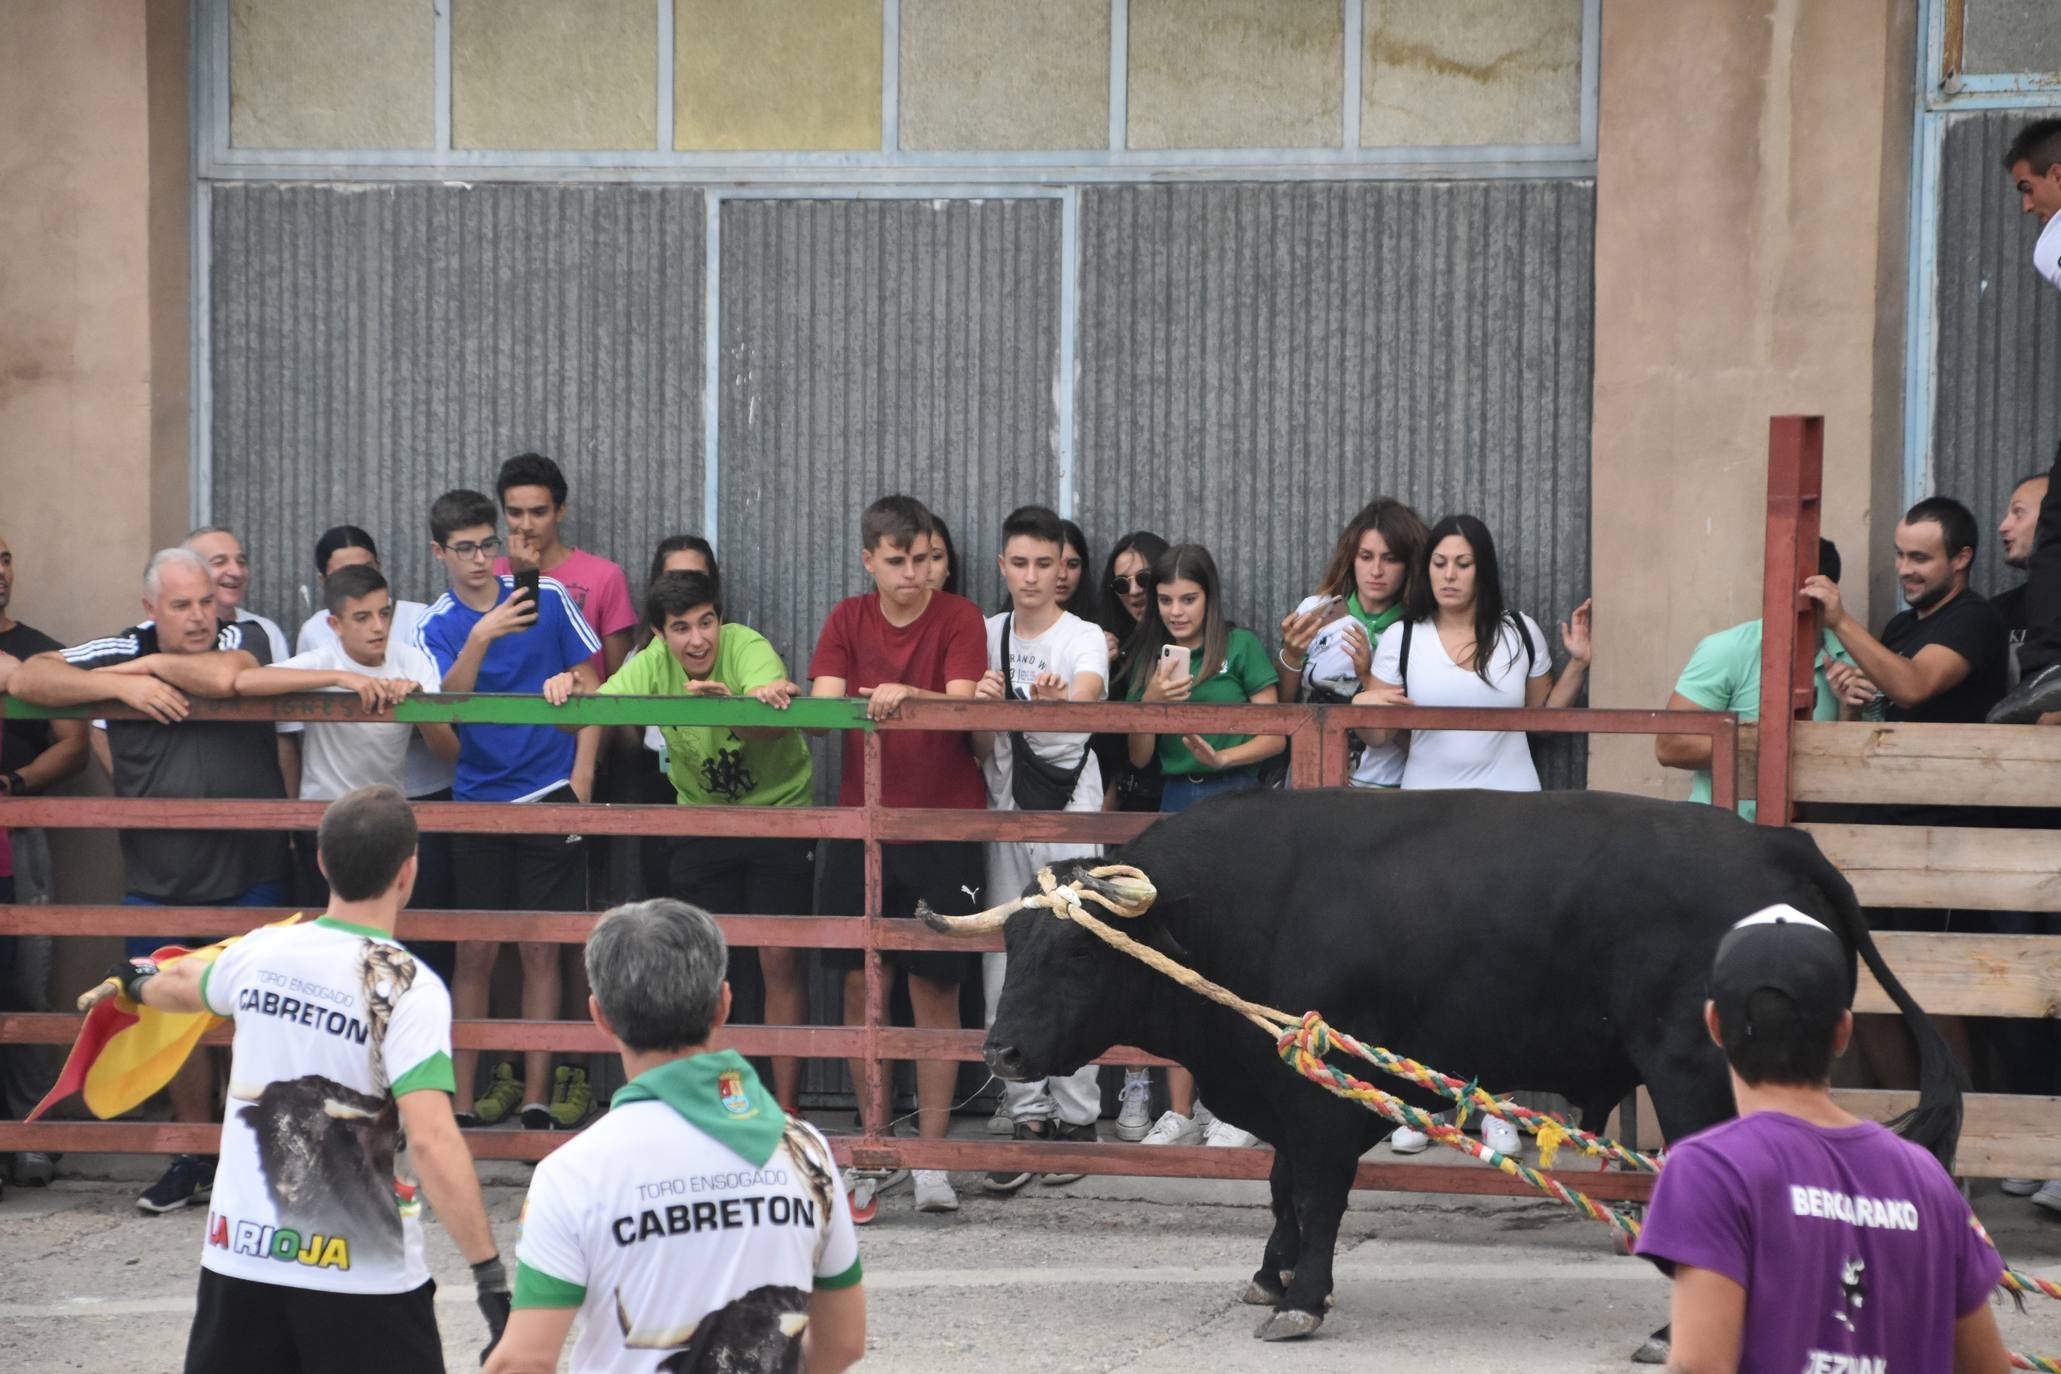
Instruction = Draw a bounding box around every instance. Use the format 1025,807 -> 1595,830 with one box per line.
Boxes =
616,1286 -> 699,1347
229,1083 -> 263,1103
324,1098 -> 378,1121
1078,867 -> 1157,915
916,898 -> 1019,935
778,1312 -> 810,1338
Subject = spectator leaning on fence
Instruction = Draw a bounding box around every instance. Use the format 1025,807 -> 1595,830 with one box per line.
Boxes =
1277,497 -> 1430,789
234,564 -> 458,903
1656,538 -> 1863,822
971,505 -> 1110,1190
807,494 -> 987,1220
10,547 -> 288,1214
1093,530 -> 1170,818
1633,906 -> 2009,1374
415,489 -> 602,1132
484,898 -> 865,1374
0,534 -> 89,1190
544,568 -> 815,1117
492,452 -> 637,682
89,785 -> 512,1374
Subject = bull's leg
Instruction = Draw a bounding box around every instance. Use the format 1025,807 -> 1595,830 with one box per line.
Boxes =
1243,1150 -> 1300,1306
1256,1150 -> 1353,1341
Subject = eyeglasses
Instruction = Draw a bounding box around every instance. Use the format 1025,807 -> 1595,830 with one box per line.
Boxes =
1110,574 -> 1155,596
440,538 -> 502,561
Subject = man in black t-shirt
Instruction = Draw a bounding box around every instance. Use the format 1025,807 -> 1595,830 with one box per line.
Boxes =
1803,496 -> 2007,726
11,546 -> 287,1215
0,536 -> 89,1191
1992,468 -> 2049,686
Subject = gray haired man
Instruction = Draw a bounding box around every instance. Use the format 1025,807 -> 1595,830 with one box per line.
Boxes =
486,899 -> 866,1374
11,547 -> 289,1213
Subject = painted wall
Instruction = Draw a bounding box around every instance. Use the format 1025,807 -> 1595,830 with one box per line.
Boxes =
1586,0 -> 1915,797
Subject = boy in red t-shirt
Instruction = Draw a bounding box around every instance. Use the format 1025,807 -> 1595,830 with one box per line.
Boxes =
809,495 -> 988,1218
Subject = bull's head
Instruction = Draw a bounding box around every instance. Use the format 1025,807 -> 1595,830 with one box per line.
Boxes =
921,860 -> 1169,1083
234,1074 -> 403,1256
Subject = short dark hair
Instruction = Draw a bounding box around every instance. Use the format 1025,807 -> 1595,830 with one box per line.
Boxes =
646,570 -> 721,629
313,525 -> 379,576
430,489 -> 498,546
2005,118 -> 2061,176
647,534 -> 718,591
1718,988 -> 1842,1087
323,563 -> 390,616
1000,504 -> 1065,549
317,785 -> 419,903
1818,537 -> 1842,586
586,898 -> 728,1051
496,452 -> 568,507
860,494 -> 936,552
1902,495 -> 1979,561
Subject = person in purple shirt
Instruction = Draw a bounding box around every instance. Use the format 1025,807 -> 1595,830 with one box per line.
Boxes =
1635,907 -> 2009,1374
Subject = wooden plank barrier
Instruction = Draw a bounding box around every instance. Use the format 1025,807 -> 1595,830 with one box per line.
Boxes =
1852,933 -> 2061,1019
1807,826 -> 2061,914
1793,720 -> 2061,808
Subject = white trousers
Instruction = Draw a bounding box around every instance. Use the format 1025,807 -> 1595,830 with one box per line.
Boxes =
983,837 -> 1103,1127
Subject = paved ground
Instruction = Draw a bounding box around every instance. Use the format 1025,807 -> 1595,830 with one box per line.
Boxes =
6,1134 -> 2060,1373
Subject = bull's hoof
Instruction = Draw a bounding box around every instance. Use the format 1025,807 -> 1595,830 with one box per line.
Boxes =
1254,1310 -> 1324,1342
1630,1335 -> 1670,1364
1240,1281 -> 1278,1306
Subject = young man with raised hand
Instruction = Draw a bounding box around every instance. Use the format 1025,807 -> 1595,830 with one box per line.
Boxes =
1634,907 -> 2009,1374
11,547 -> 288,1214
971,505 -> 1109,1194
492,453 -> 636,682
807,494 -> 987,1219
484,898 -> 864,1374
414,489 -> 602,1131
234,563 -> 458,902
86,786 -> 511,1374
543,568 -> 814,1116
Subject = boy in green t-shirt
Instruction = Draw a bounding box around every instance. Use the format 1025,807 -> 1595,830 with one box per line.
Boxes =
542,570 -> 813,1112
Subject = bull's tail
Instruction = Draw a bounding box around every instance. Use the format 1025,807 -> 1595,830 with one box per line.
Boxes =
1799,834 -> 1966,1167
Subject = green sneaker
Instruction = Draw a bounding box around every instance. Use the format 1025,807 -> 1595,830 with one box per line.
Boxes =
472,1063 -> 524,1126
548,1065 -> 592,1130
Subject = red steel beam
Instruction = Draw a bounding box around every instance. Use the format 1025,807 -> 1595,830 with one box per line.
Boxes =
1755,416 -> 1824,826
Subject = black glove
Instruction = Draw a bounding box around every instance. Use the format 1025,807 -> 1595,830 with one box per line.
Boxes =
103,958 -> 158,1004
473,1255 -> 510,1366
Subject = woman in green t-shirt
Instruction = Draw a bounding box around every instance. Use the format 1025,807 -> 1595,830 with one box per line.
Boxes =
1123,543 -> 1284,811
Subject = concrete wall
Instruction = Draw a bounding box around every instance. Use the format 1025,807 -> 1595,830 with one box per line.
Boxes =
1587,0 -> 1914,797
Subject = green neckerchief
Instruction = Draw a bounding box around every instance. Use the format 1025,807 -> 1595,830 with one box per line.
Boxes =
610,1049 -> 787,1167
1345,594 -> 1405,644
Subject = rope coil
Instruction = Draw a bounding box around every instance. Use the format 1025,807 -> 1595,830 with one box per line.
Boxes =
1010,863 -> 2061,1365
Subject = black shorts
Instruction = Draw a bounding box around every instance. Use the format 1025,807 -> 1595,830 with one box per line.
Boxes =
449,787 -> 589,918
669,836 -> 815,918
814,839 -> 983,986
185,1269 -> 443,1374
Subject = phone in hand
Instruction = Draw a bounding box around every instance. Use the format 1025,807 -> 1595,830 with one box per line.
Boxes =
1157,643 -> 1190,678
1295,593 -> 1344,617
510,567 -> 542,630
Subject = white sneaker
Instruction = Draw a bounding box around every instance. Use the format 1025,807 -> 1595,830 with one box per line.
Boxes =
1389,1125 -> 1430,1154
2032,1181 -> 2061,1215
1482,1113 -> 1522,1157
987,1098 -> 1014,1136
913,1169 -> 959,1213
2000,1178 -> 2042,1197
1139,1109 -> 1205,1147
1203,1118 -> 1259,1148
1115,1070 -> 1154,1141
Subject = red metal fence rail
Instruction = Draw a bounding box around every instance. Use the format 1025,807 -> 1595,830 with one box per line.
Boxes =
0,692 -> 1739,1203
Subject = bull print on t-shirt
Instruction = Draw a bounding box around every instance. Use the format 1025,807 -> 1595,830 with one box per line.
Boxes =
1833,1256 -> 1868,1332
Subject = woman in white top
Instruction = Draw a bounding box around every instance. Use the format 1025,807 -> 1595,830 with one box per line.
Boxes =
1362,513 -> 1592,792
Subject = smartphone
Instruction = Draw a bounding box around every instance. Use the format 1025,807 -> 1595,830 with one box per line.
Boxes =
1157,643 -> 1190,677
1295,593 -> 1344,617
511,567 -> 542,630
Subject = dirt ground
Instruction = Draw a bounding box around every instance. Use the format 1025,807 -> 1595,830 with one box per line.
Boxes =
4,1140 -> 2059,1373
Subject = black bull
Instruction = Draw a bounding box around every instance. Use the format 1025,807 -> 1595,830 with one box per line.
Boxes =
959,788 -> 1962,1341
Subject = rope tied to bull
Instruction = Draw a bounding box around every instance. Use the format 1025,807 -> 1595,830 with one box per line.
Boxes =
942,862 -> 2061,1354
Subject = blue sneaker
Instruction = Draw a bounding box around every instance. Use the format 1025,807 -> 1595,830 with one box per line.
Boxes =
137,1154 -> 215,1213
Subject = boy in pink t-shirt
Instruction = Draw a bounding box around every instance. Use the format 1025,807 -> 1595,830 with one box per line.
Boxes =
492,452 -> 636,681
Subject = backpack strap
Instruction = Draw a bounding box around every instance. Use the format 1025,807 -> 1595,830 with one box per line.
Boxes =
1399,618 -> 1413,696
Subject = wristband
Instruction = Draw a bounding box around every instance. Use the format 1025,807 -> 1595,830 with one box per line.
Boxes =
1278,650 -> 1306,673
3,771 -> 23,795
105,958 -> 159,1003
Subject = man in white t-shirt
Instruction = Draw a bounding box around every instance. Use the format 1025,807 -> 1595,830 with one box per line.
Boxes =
487,898 -> 865,1374
85,786 -> 510,1372
234,565 -> 460,902
971,506 -> 1109,1192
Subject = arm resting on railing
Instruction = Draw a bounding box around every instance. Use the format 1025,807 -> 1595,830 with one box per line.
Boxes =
1655,693 -> 1716,770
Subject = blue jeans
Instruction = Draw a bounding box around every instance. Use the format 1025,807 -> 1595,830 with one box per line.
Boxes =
123,881 -> 285,959
1159,769 -> 1260,814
